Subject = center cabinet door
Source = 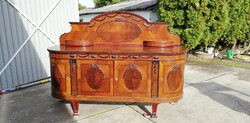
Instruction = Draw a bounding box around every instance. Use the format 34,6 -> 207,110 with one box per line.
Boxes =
114,61 -> 151,97
77,60 -> 113,96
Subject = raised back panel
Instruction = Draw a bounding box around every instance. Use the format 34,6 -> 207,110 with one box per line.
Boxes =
60,11 -> 181,46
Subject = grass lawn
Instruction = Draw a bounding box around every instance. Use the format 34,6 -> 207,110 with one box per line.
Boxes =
187,56 -> 250,70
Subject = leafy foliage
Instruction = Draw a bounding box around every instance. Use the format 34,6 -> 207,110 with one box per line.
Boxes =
220,0 -> 250,48
94,0 -> 125,7
157,0 -> 249,50
78,3 -> 86,10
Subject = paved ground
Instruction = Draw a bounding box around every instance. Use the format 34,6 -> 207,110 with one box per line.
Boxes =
0,61 -> 250,123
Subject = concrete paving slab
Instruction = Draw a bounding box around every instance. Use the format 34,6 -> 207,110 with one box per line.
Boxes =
185,62 -> 233,84
130,85 -> 250,123
0,84 -> 124,123
0,61 -> 250,123
76,106 -> 152,123
0,83 -> 74,123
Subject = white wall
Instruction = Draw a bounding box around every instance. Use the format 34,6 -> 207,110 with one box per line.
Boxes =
80,10 -> 158,22
0,0 -> 79,90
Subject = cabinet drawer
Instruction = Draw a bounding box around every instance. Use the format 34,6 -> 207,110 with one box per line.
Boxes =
77,60 -> 113,96
50,59 -> 70,95
158,60 -> 184,98
114,61 -> 151,97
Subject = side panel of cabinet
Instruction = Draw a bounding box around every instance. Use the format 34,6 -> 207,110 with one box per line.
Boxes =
114,61 -> 151,97
77,60 -> 113,96
158,60 -> 184,98
50,59 -> 71,96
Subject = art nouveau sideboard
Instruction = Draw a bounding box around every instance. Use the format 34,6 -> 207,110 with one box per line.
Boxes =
47,11 -> 187,118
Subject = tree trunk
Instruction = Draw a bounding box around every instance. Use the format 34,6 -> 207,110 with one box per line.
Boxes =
243,40 -> 247,49
231,40 -> 237,50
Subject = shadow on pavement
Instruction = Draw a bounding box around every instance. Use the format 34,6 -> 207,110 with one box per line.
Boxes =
190,82 -> 250,116
0,84 -> 73,123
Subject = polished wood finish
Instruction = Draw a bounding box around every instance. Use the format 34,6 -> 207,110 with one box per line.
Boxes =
77,60 -> 113,96
48,11 -> 187,118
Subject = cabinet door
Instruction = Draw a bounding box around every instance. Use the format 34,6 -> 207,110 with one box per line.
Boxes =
50,59 -> 70,95
77,60 -> 113,96
158,60 -> 184,98
114,61 -> 151,97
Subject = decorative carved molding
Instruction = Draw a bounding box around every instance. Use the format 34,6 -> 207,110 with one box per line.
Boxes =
85,64 -> 105,89
115,18 -> 123,21
143,21 -> 152,27
123,65 -> 142,90
88,12 -> 152,29
78,54 -> 90,58
120,13 -> 131,18
132,15 -> 143,21
152,61 -> 158,74
76,54 -> 158,60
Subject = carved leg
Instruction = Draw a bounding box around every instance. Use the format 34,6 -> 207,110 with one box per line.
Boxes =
143,103 -> 158,118
71,100 -> 80,117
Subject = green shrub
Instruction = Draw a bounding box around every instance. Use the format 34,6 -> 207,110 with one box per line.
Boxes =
157,0 -> 249,50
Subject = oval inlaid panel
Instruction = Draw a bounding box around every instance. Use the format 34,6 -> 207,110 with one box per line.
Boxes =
123,65 -> 142,90
85,65 -> 104,89
97,21 -> 141,42
167,66 -> 182,91
51,64 -> 62,89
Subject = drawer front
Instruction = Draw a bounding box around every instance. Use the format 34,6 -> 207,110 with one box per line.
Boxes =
77,60 -> 113,96
158,60 -> 185,98
50,59 -> 70,95
114,61 -> 151,97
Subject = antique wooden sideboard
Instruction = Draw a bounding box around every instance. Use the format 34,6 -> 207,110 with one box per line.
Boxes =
47,11 -> 187,118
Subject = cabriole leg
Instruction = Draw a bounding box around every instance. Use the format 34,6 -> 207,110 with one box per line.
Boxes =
143,102 -> 158,118
71,100 -> 80,117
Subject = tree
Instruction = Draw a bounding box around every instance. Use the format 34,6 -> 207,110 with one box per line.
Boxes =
94,0 -> 125,7
158,0 -> 230,50
158,0 -> 250,51
219,0 -> 250,50
201,0 -> 229,49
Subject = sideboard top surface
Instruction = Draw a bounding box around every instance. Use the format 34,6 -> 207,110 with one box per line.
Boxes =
48,45 -> 187,55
